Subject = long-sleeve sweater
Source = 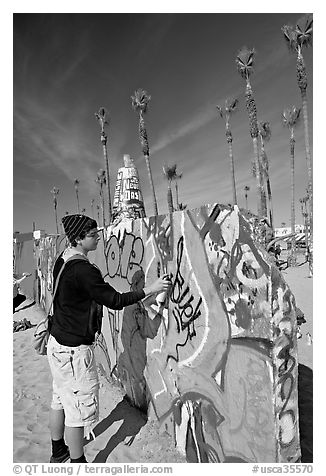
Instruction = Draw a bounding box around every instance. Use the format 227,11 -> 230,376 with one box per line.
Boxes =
51,256 -> 145,346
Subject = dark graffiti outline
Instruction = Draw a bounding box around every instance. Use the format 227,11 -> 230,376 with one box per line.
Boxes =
104,230 -> 144,284
167,236 -> 203,362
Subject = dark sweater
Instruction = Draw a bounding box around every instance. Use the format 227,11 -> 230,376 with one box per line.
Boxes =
51,256 -> 145,346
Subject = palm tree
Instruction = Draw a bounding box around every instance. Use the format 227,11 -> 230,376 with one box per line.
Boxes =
258,121 -> 274,230
95,169 -> 106,228
74,179 -> 80,213
235,47 -> 266,218
163,164 -> 177,213
244,185 -> 250,210
131,88 -> 158,216
282,14 -> 313,259
174,170 -> 183,210
91,199 -> 95,218
216,98 -> 239,205
282,106 -> 301,265
50,187 -> 59,235
300,195 -> 309,252
95,107 -> 112,224
96,204 -> 100,224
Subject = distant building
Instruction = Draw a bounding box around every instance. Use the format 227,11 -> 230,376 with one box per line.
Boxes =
274,225 -> 304,237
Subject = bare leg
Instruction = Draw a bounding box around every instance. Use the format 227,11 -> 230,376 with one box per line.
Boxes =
65,426 -> 85,460
49,408 -> 65,440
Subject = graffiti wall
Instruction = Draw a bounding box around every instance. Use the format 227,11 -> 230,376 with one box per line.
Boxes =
34,234 -> 67,310
35,204 -> 300,463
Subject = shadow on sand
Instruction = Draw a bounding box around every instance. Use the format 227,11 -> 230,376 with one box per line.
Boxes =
84,395 -> 147,463
84,365 -> 312,463
298,364 -> 313,462
13,298 -> 36,313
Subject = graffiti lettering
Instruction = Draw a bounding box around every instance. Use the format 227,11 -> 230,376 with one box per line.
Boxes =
170,237 -> 203,338
105,232 -> 144,284
276,322 -> 296,447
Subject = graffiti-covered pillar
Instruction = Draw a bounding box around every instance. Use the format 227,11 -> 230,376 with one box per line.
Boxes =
112,154 -> 146,223
36,204 -> 302,463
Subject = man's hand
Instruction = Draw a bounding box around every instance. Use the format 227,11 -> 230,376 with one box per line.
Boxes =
143,275 -> 171,297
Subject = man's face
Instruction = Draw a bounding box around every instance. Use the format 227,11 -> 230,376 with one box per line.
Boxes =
81,228 -> 100,251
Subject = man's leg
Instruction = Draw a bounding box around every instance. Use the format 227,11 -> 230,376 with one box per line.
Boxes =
49,408 -> 69,462
50,408 -> 65,439
65,426 -> 86,461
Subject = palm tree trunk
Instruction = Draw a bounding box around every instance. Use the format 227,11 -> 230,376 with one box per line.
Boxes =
290,134 -> 296,265
266,177 -> 274,231
167,182 -> 174,213
227,138 -> 237,205
76,190 -> 80,213
54,204 -> 59,235
261,182 -> 267,218
102,138 -> 112,224
252,137 -> 264,217
144,154 -> 158,216
175,181 -> 179,209
100,186 -> 105,228
301,88 -> 313,261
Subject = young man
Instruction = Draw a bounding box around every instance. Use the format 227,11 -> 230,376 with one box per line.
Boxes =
47,214 -> 171,463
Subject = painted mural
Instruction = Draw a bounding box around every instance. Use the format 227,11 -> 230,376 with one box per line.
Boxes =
34,204 -> 300,463
34,234 -> 67,310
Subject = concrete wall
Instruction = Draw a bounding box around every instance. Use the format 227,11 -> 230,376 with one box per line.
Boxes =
35,204 -> 300,463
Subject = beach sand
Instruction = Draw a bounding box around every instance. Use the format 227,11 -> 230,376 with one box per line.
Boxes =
13,262 -> 313,463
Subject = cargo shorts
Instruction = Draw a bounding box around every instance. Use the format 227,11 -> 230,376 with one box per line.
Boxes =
47,335 -> 99,430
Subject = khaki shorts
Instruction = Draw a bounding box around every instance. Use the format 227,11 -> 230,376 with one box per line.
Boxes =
47,335 -> 99,429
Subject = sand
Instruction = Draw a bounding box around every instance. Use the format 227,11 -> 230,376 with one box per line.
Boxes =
13,262 -> 313,463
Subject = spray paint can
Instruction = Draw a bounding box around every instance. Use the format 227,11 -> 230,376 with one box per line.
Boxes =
156,274 -> 172,305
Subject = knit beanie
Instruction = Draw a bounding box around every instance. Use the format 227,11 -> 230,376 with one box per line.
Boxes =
61,214 -> 97,244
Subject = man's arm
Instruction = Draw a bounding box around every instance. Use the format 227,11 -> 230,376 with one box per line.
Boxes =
77,263 -> 171,310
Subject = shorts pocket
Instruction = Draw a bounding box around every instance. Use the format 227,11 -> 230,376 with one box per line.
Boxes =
51,350 -> 73,373
82,347 -> 94,370
76,392 -> 98,424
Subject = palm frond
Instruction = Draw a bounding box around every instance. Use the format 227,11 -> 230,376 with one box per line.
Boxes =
217,98 -> 238,119
226,98 -> 239,112
163,164 -> 177,181
96,169 -> 107,184
295,14 -> 313,48
282,106 -> 301,127
281,24 -> 298,53
95,107 -> 109,126
131,88 -> 151,113
216,105 -> 224,118
258,121 -> 272,141
235,46 -> 256,80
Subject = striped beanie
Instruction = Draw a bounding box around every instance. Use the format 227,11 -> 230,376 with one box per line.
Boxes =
61,214 -> 97,244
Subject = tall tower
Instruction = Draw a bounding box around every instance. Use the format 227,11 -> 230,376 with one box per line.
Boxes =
112,154 -> 146,222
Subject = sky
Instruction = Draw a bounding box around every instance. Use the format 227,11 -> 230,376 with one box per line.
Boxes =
13,11 -> 313,234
